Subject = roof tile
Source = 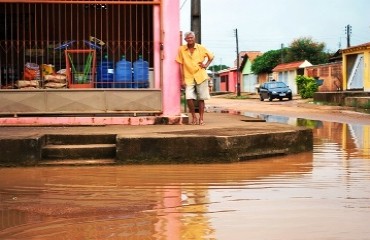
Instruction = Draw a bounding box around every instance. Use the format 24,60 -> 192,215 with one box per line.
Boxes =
273,60 -> 306,72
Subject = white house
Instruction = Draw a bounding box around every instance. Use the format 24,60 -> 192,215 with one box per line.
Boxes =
272,60 -> 312,94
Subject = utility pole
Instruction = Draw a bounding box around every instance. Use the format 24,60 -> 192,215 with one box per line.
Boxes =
191,0 -> 201,43
345,24 -> 352,48
234,28 -> 240,97
280,43 -> 284,63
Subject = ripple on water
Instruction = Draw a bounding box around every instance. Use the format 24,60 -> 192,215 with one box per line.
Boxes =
1,117 -> 370,239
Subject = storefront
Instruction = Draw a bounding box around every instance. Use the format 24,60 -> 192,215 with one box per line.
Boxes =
0,0 -> 181,123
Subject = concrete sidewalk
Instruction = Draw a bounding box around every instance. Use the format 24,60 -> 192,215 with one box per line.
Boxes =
0,111 -> 313,166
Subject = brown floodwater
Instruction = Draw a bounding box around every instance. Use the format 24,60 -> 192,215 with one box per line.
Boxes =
1,116 -> 370,240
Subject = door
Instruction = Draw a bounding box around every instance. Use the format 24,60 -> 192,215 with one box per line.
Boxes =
347,54 -> 364,90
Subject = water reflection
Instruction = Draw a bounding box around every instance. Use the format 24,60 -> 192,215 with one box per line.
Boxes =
243,112 -> 370,160
1,114 -> 370,239
0,155 -> 313,239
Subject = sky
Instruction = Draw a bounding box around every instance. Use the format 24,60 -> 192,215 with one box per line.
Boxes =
179,0 -> 370,67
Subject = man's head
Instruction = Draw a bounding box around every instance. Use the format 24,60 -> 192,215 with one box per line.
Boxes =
184,31 -> 196,45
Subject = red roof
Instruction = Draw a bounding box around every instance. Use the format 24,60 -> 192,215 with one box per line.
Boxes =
272,60 -> 306,72
342,42 -> 370,53
239,51 -> 262,70
244,51 -> 262,62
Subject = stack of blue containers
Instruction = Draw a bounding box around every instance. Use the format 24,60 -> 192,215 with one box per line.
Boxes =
114,55 -> 132,88
133,55 -> 149,88
96,55 -> 114,88
96,54 -> 149,89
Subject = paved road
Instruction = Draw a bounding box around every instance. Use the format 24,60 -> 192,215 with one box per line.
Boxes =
206,94 -> 370,125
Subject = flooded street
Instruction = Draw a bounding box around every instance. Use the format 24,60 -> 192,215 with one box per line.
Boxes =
1,100 -> 370,239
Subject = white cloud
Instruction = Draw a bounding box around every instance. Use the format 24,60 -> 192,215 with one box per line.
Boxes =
180,0 -> 370,66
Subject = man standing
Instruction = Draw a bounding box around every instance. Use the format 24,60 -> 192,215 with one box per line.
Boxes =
176,31 -> 214,125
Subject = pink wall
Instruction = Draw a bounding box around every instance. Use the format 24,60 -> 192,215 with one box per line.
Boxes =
229,71 -> 237,92
219,69 -> 237,93
156,0 -> 181,116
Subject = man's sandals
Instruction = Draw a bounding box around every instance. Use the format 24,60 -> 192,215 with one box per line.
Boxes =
191,117 -> 198,125
190,117 -> 205,125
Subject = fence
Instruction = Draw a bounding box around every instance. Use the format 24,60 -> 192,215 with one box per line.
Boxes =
0,1 -> 156,89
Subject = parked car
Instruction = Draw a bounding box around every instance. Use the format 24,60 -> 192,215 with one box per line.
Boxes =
258,81 -> 292,101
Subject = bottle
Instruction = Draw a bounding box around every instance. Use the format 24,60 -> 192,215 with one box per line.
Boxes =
96,55 -> 114,88
133,55 -> 149,88
115,55 -> 132,88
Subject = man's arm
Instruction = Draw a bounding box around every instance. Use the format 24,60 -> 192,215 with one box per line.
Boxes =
199,56 -> 214,69
178,64 -> 186,88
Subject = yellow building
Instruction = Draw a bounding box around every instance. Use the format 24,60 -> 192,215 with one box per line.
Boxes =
342,42 -> 370,91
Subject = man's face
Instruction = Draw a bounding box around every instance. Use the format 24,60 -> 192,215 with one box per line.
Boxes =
185,35 -> 195,45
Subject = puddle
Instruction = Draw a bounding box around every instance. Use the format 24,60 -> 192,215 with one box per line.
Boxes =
1,113 -> 370,239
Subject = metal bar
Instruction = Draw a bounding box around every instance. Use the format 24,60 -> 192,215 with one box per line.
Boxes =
0,1 -> 160,4
0,0 -> 162,90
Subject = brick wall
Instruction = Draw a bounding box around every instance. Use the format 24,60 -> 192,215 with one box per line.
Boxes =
305,62 -> 342,92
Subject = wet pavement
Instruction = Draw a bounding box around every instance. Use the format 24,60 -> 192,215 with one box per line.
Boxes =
0,107 -> 312,166
0,111 -> 267,138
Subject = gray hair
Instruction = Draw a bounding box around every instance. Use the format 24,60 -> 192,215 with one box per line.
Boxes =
184,31 -> 195,38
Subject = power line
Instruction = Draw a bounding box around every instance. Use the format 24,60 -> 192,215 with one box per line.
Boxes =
180,0 -> 188,10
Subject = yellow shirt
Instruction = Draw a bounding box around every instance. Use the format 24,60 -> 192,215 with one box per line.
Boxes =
176,43 -> 214,85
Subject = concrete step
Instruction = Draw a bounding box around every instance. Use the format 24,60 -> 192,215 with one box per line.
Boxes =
45,134 -> 116,145
41,134 -> 117,164
39,158 -> 116,166
345,96 -> 370,109
42,144 -> 116,160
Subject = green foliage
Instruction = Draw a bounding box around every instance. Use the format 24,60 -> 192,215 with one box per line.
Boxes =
209,64 -> 229,72
251,49 -> 285,74
251,37 -> 332,74
296,75 -> 318,99
284,37 -> 330,64
296,118 -> 322,129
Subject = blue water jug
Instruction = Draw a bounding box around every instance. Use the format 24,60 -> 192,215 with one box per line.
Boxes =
115,55 -> 132,88
96,55 -> 114,88
133,55 -> 149,88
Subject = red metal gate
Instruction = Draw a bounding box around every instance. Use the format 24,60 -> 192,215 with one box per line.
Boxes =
0,0 -> 161,89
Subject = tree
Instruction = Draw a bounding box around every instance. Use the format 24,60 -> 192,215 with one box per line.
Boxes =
295,75 -> 318,99
251,49 -> 285,74
208,64 -> 229,72
251,37 -> 332,74
284,37 -> 330,64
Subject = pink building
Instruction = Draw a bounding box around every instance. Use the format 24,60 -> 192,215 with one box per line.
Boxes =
218,67 -> 238,93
